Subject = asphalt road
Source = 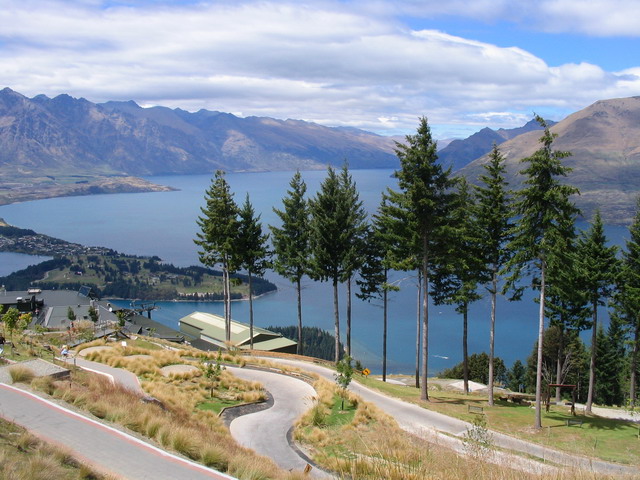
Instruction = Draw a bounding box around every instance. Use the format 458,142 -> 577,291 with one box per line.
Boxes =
0,382 -> 235,480
262,357 -> 640,477
227,366 -> 334,479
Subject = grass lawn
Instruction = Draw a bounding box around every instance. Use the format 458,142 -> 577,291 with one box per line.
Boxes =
196,397 -> 242,414
357,376 -> 640,466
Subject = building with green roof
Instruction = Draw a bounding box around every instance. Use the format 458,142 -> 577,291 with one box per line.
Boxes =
178,311 -> 297,353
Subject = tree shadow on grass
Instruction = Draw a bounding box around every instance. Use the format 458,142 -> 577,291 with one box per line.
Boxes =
544,412 -> 633,432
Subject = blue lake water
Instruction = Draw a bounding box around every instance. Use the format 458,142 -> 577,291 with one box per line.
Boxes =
0,170 -> 630,374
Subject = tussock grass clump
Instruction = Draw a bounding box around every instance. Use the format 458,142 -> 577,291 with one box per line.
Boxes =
31,375 -> 57,395
9,365 -> 35,383
202,445 -> 229,471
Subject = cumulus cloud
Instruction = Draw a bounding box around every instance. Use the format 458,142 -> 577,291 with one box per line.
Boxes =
1,0 -> 639,136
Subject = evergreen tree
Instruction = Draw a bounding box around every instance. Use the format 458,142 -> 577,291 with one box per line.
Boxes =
615,197 -> 640,408
338,164 -> 368,356
386,117 -> 455,401
194,170 -> 240,341
270,171 -> 310,355
356,200 -> 400,381
436,178 -> 486,394
595,316 -> 626,406
475,144 -> 513,405
576,210 -> 619,413
237,193 -> 271,349
507,360 -> 527,392
504,116 -> 580,429
544,216 -> 589,403
308,166 -> 348,362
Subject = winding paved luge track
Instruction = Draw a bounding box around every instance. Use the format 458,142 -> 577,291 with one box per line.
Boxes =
0,381 -> 235,480
263,357 -> 639,477
227,366 -> 334,479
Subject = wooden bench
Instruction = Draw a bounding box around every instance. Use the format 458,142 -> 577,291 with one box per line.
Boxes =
566,418 -> 583,427
468,405 -> 484,414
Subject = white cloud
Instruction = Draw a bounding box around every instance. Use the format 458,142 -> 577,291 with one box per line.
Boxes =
0,0 -> 639,137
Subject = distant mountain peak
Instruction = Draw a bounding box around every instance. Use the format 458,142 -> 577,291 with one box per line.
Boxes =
437,118 -> 555,171
458,96 -> 640,225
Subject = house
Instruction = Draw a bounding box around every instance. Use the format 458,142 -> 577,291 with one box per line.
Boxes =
179,311 -> 297,353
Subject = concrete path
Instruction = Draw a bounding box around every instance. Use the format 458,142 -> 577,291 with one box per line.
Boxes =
0,382 -> 235,480
227,366 -> 333,479
59,355 -> 144,394
263,357 -> 639,477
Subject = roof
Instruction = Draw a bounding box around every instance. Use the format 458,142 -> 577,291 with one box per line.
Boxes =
179,311 -> 296,351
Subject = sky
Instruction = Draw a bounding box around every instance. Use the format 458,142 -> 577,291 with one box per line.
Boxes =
1,0 -> 639,139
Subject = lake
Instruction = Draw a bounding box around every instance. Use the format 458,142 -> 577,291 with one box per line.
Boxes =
0,170 -> 629,374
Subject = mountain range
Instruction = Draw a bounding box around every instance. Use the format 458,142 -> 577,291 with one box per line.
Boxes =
436,118 -> 556,171
459,96 -> 640,225
0,87 -> 398,204
2,87 -> 640,224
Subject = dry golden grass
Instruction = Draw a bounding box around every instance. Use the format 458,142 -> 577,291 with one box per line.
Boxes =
295,379 -> 628,480
0,417 -> 110,480
8,365 -> 35,383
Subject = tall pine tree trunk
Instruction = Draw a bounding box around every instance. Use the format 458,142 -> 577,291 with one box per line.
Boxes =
296,276 -> 303,355
415,272 -> 421,389
463,302 -> 469,395
555,325 -> 565,403
223,263 -> 230,342
346,276 -> 352,356
535,261 -> 546,429
226,268 -> 232,342
586,301 -> 598,413
383,269 -> 388,382
630,319 -> 639,408
248,271 -> 254,350
421,243 -> 430,401
488,267 -> 497,406
333,277 -> 341,363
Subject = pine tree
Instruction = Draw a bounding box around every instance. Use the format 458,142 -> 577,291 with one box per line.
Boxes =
194,170 -> 239,341
595,316 -> 626,406
576,210 -> 619,413
386,117 -> 455,401
615,197 -> 640,408
435,178 -> 486,394
475,144 -> 513,405
356,199 -> 400,382
270,171 -> 310,355
544,216 -> 589,403
504,116 -> 579,429
309,166 -> 348,362
237,193 -> 271,349
338,164 -> 368,356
